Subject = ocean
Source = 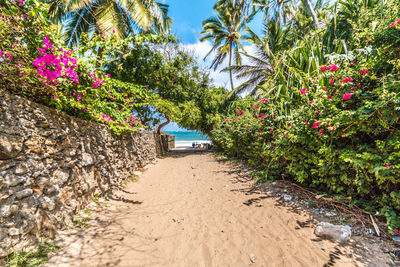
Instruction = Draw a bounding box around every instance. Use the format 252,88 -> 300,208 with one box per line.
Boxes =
165,131 -> 211,148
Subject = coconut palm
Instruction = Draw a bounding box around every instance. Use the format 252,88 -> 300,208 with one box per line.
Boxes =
200,0 -> 256,93
45,0 -> 171,47
229,20 -> 292,96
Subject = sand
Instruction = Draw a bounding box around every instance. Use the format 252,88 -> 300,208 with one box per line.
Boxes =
46,152 -> 369,267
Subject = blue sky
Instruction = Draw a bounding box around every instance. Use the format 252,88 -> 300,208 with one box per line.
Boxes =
162,0 -> 263,131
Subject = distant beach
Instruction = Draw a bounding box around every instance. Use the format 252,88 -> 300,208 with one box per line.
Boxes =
165,131 -> 211,148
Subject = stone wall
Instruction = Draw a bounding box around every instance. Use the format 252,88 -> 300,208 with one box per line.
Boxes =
0,90 -> 158,257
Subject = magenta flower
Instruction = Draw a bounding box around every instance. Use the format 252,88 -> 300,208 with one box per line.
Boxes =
342,93 -> 352,100
320,66 -> 327,72
341,77 -> 354,83
327,95 -> 332,99
301,88 -> 307,95
305,121 -> 308,125
328,65 -> 338,71
395,229 -> 399,235
330,78 -> 335,84
54,95 -> 58,99
318,130 -> 323,136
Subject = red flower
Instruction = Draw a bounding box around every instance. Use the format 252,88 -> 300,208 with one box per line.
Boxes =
301,88 -> 307,95
328,65 -> 338,71
320,66 -> 327,72
342,93 -> 352,100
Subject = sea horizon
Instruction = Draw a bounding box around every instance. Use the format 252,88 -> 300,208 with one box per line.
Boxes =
165,130 -> 210,148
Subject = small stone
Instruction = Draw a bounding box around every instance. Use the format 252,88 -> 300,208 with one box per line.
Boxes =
52,169 -> 70,184
5,174 -> 24,186
70,149 -> 77,156
134,171 -> 142,176
8,228 -> 20,236
36,176 -> 50,188
249,253 -> 256,263
15,189 -> 33,199
14,164 -> 29,175
0,205 -> 12,218
0,134 -> 24,160
82,153 -> 94,166
40,196 -> 56,211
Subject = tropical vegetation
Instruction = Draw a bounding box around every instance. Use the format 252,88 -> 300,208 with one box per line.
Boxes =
1,0 -> 399,235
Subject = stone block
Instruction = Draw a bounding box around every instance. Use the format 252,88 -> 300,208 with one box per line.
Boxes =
15,189 -> 33,200
0,134 -> 23,160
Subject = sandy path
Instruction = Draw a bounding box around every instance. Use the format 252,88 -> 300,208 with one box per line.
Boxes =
46,152 -> 364,267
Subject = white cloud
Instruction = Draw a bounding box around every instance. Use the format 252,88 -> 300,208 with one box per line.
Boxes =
180,41 -> 256,91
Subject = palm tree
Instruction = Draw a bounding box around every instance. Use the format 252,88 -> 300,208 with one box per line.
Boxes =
252,0 -> 321,28
229,20 -> 292,96
46,0 -> 171,47
200,0 -> 256,94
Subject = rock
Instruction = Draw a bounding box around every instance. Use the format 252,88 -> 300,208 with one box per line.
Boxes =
36,176 -> 50,188
249,253 -> 256,263
14,164 -> 29,175
0,134 -> 23,160
82,153 -> 94,166
40,196 -> 56,211
0,205 -> 12,218
5,174 -> 24,187
52,169 -> 70,184
8,228 -> 20,236
15,189 -> 33,199
315,222 -> 352,243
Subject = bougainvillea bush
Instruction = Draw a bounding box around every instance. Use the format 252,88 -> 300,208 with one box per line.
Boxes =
0,0 -> 153,134
211,5 -> 400,232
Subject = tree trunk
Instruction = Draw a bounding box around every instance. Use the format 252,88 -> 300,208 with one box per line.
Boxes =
228,43 -> 235,92
96,47 -> 104,69
157,114 -> 170,134
303,0 -> 320,28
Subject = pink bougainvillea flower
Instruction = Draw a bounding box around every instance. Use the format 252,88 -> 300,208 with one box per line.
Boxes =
288,124 -> 292,127
328,65 -> 338,71
327,95 -> 332,99
360,68 -> 371,76
395,229 -> 399,235
320,66 -> 327,72
301,88 -> 307,95
305,121 -> 309,125
341,77 -> 354,83
312,121 -> 322,129
254,104 -> 259,109
342,93 -> 352,100
53,95 -> 58,99
330,78 -> 335,84
250,142 -> 254,145
322,88 -> 327,91
318,130 -> 324,136
284,133 -> 288,136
